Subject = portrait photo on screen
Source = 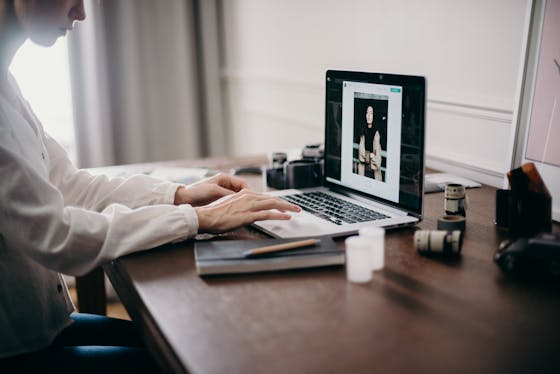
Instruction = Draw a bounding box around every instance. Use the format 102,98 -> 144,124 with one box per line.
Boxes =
352,95 -> 388,182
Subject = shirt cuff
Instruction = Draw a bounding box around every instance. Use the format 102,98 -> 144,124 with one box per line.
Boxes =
162,182 -> 184,205
170,204 -> 199,242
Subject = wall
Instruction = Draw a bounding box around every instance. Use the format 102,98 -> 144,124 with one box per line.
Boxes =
220,0 -> 530,186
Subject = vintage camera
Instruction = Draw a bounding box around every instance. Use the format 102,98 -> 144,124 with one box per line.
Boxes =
266,144 -> 324,190
495,232 -> 560,278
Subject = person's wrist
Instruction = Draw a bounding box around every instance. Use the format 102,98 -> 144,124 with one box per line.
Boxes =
174,185 -> 189,205
194,206 -> 215,233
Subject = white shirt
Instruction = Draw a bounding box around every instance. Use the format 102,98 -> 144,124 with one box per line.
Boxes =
0,76 -> 199,358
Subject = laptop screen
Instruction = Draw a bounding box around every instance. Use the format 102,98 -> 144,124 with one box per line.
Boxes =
324,70 -> 425,216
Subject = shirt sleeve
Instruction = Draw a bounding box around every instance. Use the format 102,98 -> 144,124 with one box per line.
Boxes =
0,135 -> 199,277
45,134 -> 181,210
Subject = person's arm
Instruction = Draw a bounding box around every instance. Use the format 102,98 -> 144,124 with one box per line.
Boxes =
46,134 -> 181,211
47,134 -> 255,210
2,133 -> 300,276
0,141 -> 198,276
358,134 -> 366,162
370,131 -> 382,171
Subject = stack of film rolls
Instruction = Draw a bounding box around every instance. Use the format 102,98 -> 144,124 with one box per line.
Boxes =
415,183 -> 467,256
440,183 -> 466,232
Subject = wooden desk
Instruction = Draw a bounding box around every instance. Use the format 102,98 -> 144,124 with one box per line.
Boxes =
105,167 -> 560,374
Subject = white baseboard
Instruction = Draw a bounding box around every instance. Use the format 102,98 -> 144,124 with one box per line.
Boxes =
426,154 -> 505,188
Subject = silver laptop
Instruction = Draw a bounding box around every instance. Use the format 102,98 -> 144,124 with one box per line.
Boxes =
254,70 -> 426,238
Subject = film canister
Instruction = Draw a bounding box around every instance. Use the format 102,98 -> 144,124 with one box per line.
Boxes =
444,183 -> 466,216
414,230 -> 463,256
437,215 -> 466,231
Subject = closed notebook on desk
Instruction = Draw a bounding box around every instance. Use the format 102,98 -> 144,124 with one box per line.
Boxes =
195,237 -> 345,275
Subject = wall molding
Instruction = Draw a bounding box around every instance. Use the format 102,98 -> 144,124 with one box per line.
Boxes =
222,69 -> 514,126
427,100 -> 513,125
426,153 -> 506,187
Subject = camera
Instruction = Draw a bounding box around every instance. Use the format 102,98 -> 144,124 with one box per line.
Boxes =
495,232 -> 560,278
266,144 -> 324,190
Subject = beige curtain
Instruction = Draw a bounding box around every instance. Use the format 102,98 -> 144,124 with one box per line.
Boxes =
68,0 -> 226,167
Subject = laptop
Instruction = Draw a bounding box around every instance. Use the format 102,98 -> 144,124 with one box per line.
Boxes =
254,70 -> 426,238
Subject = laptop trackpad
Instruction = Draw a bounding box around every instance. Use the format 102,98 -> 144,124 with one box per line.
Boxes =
255,212 -> 333,238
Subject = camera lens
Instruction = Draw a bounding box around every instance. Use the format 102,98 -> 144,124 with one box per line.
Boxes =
270,152 -> 287,168
414,230 -> 462,255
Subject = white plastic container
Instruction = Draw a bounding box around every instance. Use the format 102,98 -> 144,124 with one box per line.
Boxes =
359,226 -> 386,272
345,236 -> 373,283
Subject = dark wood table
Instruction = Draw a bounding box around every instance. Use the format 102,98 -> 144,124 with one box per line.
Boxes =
104,162 -> 560,374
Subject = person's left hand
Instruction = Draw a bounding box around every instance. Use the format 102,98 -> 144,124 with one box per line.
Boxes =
174,173 -> 250,207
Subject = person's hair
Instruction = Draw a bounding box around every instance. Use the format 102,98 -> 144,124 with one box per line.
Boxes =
362,105 -> 374,134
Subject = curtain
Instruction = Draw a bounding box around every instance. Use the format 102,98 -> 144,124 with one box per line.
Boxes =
68,0 -> 225,168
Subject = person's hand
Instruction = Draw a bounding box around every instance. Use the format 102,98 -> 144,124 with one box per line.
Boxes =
194,189 -> 301,234
174,173 -> 250,207
359,148 -> 366,162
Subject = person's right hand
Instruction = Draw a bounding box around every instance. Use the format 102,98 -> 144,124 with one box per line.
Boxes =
194,189 -> 301,234
174,173 -> 249,207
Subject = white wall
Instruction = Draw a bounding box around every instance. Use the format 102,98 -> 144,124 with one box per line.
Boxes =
220,0 -> 530,186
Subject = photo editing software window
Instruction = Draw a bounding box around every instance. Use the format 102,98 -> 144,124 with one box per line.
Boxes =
340,81 -> 402,202
325,75 -> 424,213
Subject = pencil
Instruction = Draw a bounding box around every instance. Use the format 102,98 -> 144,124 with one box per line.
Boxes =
243,238 -> 321,257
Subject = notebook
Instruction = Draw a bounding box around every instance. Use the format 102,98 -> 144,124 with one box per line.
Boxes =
253,70 -> 426,238
194,237 -> 344,275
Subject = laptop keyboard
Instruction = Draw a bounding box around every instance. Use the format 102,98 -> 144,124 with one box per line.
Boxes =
281,191 -> 389,226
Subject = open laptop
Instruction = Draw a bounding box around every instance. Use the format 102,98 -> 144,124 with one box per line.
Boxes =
254,70 -> 426,238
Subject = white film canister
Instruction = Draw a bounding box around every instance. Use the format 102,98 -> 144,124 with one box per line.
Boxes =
359,226 -> 385,271
345,236 -> 373,283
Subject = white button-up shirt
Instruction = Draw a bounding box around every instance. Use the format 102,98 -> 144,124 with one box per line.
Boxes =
0,76 -> 199,358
